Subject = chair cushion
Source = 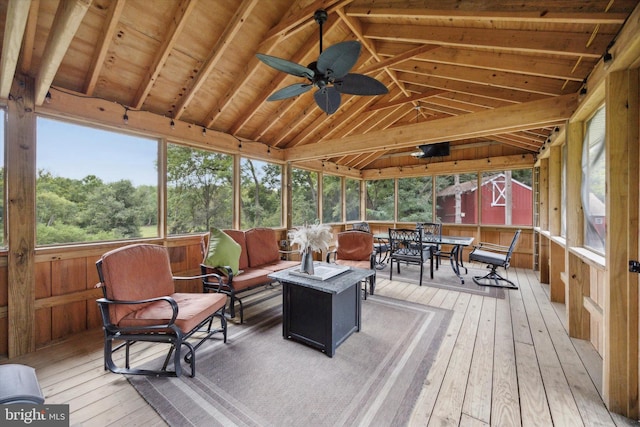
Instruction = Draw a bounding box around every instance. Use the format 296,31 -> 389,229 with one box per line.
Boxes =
205,228 -> 242,276
0,364 -> 44,404
100,244 -> 176,325
245,228 -> 280,267
335,259 -> 370,270
470,248 -> 508,266
224,268 -> 274,291
118,292 -> 227,333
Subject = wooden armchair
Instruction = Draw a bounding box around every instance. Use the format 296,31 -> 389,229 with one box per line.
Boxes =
326,230 -> 376,298
468,230 -> 521,289
96,243 -> 227,377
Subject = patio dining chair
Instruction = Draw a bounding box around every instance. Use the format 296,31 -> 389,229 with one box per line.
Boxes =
388,228 -> 434,286
96,243 -> 228,377
468,230 -> 521,289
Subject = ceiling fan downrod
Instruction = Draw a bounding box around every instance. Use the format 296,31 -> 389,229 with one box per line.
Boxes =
314,9 -> 328,54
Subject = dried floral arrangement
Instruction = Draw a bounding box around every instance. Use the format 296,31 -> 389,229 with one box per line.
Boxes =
288,223 -> 333,254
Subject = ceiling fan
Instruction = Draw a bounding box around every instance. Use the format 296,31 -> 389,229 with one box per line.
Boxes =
256,9 -> 388,114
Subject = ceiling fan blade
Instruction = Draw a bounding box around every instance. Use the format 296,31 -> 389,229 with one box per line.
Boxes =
256,53 -> 314,79
267,83 -> 312,101
334,73 -> 389,96
317,41 -> 361,79
314,86 -> 341,114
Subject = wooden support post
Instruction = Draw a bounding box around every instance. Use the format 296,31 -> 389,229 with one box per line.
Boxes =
603,69 -> 639,418
538,159 -> 549,284
565,121 -> 587,339
6,75 -> 37,357
548,146 -> 564,301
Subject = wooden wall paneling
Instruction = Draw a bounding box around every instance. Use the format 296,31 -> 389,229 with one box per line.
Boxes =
35,308 -> 52,347
549,239 -> 565,303
85,256 -> 101,330
0,317 -> 6,356
34,262 -> 52,346
603,69 -> 639,418
51,258 -> 87,339
568,253 -> 590,340
0,263 -> 7,354
52,301 -> 86,340
7,75 -> 36,357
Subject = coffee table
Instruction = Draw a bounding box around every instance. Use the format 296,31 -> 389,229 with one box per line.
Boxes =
268,262 -> 375,357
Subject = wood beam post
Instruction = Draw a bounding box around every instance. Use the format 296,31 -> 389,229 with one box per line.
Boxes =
565,120 -> 589,339
6,75 -> 36,357
603,69 -> 639,418
538,158 -> 549,284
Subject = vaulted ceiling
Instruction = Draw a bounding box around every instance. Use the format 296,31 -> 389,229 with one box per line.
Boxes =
1,0 -> 637,173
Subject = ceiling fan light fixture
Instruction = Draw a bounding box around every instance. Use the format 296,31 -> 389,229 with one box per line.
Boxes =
256,9 -> 388,115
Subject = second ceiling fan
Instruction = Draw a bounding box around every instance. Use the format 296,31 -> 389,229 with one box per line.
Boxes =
256,9 -> 388,114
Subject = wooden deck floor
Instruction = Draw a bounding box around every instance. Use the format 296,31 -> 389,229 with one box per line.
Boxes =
2,267 -> 639,426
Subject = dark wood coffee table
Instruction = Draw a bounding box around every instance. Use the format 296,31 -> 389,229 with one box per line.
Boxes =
269,263 -> 375,357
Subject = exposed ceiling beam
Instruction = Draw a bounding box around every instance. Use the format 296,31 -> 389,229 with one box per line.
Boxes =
0,0 -> 31,98
19,0 -> 39,74
132,0 -> 195,110
364,24 -> 609,58
285,93 -> 578,161
83,0 -> 126,96
173,0 -> 258,119
346,7 -> 628,24
34,0 -> 91,105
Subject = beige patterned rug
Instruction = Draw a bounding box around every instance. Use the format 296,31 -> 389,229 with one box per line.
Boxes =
128,291 -> 452,426
386,261 -> 507,299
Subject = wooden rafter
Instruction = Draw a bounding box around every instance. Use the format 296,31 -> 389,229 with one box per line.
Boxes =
0,0 -> 31,98
83,0 -> 126,96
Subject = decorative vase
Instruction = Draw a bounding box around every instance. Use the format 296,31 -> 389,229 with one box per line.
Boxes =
300,249 -> 315,275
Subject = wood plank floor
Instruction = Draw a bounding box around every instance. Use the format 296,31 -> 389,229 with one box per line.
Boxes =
2,267 -> 640,426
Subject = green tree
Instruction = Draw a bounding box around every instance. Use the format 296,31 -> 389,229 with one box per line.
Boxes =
167,145 -> 233,233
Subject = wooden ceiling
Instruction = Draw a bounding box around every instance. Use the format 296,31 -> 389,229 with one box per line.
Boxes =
1,0 -> 638,173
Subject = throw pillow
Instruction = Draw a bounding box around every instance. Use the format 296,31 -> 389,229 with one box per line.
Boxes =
205,228 -> 241,276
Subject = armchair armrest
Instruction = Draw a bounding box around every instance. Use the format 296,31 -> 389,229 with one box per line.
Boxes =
96,295 -> 180,333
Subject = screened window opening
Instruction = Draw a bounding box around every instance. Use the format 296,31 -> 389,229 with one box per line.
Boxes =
167,144 -> 232,234
240,158 -> 282,229
36,117 -> 158,245
480,169 -> 533,226
581,105 -> 606,253
291,168 -> 318,226
398,176 -> 433,222
322,174 -> 342,223
366,179 -> 394,221
436,173 -> 478,224
345,178 -> 361,221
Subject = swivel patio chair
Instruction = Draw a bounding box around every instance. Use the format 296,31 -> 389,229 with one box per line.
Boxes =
468,230 -> 521,289
327,230 -> 376,298
388,228 -> 434,286
96,243 -> 228,377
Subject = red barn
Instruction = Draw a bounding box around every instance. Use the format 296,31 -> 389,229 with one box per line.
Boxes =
436,173 -> 532,225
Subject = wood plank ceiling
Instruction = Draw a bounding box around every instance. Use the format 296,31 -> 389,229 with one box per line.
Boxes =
1,0 -> 637,172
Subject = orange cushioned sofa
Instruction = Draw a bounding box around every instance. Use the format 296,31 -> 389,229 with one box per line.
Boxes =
201,228 -> 298,323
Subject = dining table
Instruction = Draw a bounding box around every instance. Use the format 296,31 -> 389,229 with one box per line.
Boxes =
374,232 -> 475,284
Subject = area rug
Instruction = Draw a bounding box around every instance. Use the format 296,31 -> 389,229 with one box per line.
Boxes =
386,261 -> 507,299
128,293 -> 452,427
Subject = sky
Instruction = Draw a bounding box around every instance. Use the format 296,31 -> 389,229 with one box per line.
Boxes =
35,117 -> 158,186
